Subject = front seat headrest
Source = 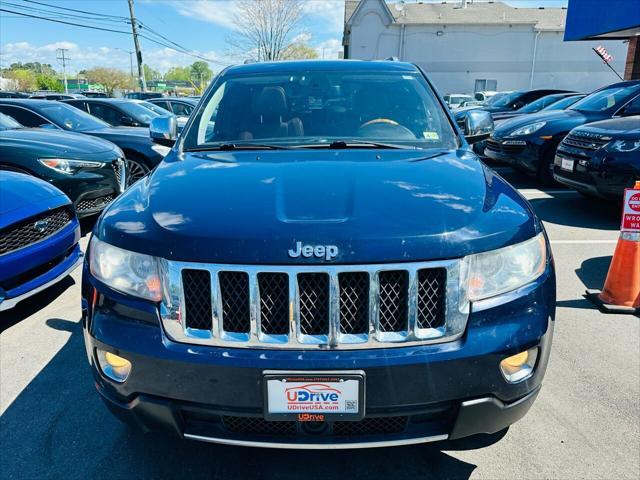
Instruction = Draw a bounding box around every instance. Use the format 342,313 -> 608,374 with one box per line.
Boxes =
256,86 -> 288,120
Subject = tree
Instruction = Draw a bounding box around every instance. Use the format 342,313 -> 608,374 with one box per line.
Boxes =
227,0 -> 305,62
164,66 -> 191,82
9,62 -> 56,76
282,42 -> 319,60
6,69 -> 37,91
144,64 -> 161,82
36,74 -> 63,92
189,61 -> 213,87
84,67 -> 134,96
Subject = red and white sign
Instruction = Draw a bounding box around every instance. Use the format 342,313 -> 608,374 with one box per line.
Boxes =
621,188 -> 640,233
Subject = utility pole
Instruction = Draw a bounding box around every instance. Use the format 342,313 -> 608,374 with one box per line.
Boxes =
127,0 -> 147,91
56,48 -> 69,93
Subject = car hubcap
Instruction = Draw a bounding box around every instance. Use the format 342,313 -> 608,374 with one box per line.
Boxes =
126,159 -> 148,187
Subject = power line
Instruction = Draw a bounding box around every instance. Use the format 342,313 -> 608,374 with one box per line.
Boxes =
21,0 -> 129,21
0,8 -> 132,34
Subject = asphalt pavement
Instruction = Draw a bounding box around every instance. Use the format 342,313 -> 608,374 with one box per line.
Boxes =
1,167 -> 638,480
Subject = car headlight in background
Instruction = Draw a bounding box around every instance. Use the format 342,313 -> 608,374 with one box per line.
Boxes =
607,139 -> 640,152
151,144 -> 172,157
508,121 -> 546,137
38,158 -> 104,174
462,233 -> 547,301
89,237 -> 162,302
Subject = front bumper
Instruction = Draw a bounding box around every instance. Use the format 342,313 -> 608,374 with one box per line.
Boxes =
82,262 -> 555,447
484,137 -> 545,174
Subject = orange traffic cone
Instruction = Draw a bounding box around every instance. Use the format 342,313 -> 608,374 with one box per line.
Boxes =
586,181 -> 640,314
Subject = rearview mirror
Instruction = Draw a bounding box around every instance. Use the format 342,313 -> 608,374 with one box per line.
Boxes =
459,110 -> 493,144
150,115 -> 177,146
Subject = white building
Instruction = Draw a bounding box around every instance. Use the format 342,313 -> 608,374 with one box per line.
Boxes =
343,0 -> 628,95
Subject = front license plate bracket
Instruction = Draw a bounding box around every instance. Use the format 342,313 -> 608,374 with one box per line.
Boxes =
263,370 -> 365,422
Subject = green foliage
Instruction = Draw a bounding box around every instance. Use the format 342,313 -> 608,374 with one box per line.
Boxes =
143,64 -> 161,82
36,74 -> 63,92
282,43 -> 319,60
5,69 -> 37,91
84,67 -> 134,96
9,62 -> 56,76
164,66 -> 191,82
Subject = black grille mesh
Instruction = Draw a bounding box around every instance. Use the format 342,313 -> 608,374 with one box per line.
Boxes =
0,207 -> 72,255
333,416 -> 409,436
298,273 -> 329,335
378,271 -> 409,332
339,272 -> 369,334
222,417 -> 297,436
219,271 -> 250,333
76,195 -> 114,212
112,161 -> 124,185
417,269 -> 446,329
182,270 -> 212,330
258,273 -> 289,335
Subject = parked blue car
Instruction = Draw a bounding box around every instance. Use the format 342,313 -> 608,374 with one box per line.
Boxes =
82,60 -> 555,449
0,172 -> 82,311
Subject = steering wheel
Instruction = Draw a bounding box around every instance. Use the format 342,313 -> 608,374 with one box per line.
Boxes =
357,118 -> 416,139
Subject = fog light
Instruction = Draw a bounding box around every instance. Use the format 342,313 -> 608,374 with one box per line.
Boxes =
500,348 -> 538,383
97,350 -> 132,383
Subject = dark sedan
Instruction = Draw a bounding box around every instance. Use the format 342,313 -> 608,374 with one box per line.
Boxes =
492,93 -> 583,122
148,97 -> 198,116
0,113 -> 124,217
63,98 -> 162,128
485,81 -> 640,182
0,100 -> 169,186
553,116 -> 640,199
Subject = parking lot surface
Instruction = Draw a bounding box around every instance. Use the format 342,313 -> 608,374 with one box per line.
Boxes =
1,167 -> 638,480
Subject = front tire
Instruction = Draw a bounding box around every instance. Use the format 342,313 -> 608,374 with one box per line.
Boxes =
124,157 -> 149,188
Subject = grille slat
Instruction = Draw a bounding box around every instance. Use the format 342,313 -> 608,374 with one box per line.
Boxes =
182,270 -> 213,330
298,273 -> 329,336
174,263 -> 458,349
417,269 -> 446,329
258,273 -> 289,335
378,271 -> 409,332
76,195 -> 114,212
0,207 -> 72,255
219,271 -> 251,333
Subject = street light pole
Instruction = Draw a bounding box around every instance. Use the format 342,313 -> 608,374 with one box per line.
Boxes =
127,0 -> 147,91
56,48 -> 70,93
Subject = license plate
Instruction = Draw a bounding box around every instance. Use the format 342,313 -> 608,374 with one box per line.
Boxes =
561,158 -> 575,171
264,371 -> 365,421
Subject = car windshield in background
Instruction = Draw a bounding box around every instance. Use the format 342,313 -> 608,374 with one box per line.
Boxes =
186,70 -> 458,150
138,101 -> 173,117
490,91 -> 523,108
40,103 -> 109,131
542,95 -> 582,110
0,112 -> 21,130
117,101 -> 160,124
570,84 -> 640,113
518,95 -> 563,113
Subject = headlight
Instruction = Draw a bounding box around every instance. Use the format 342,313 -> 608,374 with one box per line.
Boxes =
151,144 -> 172,157
607,139 -> 640,152
508,121 -> 546,137
462,233 -> 547,301
89,237 -> 162,302
38,158 -> 104,174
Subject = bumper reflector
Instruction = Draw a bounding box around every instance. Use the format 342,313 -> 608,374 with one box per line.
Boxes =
97,350 -> 132,383
500,348 -> 538,383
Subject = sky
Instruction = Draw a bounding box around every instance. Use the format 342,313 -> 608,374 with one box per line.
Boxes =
0,0 -> 569,75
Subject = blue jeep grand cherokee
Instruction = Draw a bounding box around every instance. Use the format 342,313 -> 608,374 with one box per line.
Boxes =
82,60 -> 555,448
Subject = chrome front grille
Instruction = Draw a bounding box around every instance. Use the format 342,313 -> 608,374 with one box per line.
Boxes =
112,159 -> 126,192
160,260 -> 469,349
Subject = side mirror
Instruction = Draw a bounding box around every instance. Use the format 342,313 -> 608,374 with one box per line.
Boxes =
460,110 -> 493,144
150,115 -> 177,146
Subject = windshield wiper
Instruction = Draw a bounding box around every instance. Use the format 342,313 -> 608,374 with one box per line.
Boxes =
299,139 -> 417,150
185,143 -> 293,152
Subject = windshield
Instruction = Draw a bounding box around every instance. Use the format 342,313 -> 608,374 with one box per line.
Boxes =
570,84 -> 640,113
518,95 -> 564,113
40,103 -> 109,131
490,91 -> 523,108
117,101 -> 160,124
186,70 -> 458,150
138,101 -> 173,117
543,95 -> 582,111
0,112 -> 21,130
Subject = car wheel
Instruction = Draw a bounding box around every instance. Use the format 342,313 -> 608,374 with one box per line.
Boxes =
125,158 -> 149,187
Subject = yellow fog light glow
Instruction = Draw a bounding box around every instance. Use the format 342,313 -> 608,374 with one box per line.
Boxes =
500,348 -> 538,383
97,350 -> 132,383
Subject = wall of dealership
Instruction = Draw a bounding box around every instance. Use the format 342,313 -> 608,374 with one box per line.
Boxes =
343,0 -> 628,94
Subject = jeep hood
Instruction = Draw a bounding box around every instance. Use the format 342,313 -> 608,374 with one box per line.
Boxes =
97,150 -> 540,264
